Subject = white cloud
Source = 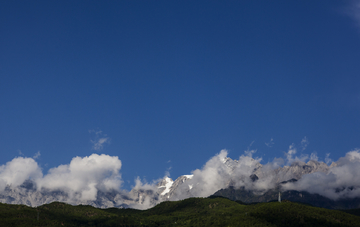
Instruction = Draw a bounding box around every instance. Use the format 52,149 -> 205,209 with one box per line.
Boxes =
37,154 -> 122,201
244,149 -> 257,158
168,149 -> 264,200
232,152 -> 263,189
0,157 -> 42,191
285,143 -> 310,165
126,176 -> 165,210
283,149 -> 360,200
2,140 -> 360,208
167,150 -> 231,200
0,153 -> 124,204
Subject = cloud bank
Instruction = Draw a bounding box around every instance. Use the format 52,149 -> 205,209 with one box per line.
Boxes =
155,145 -> 360,201
1,144 -> 360,208
36,154 -> 122,201
0,157 -> 42,191
0,154 -> 122,202
283,149 -> 360,200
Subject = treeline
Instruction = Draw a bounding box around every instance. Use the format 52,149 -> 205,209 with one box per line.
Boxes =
1,197 -> 360,226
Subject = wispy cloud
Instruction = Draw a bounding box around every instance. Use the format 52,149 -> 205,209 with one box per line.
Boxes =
244,141 -> 256,157
33,151 -> 41,159
89,129 -> 110,151
310,152 -> 319,161
344,0 -> 360,29
325,153 -> 333,165
265,138 -> 274,147
18,150 -> 24,156
300,136 -> 309,151
285,143 -> 309,165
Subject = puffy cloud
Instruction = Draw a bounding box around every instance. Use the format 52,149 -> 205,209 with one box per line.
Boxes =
232,153 -> 262,188
187,150 -> 232,198
172,147 -> 360,201
167,144 -> 359,201
169,150 -> 263,200
162,150 -> 229,200
37,154 -> 122,200
0,153 -> 124,205
1,143 -> 360,208
0,157 -> 42,191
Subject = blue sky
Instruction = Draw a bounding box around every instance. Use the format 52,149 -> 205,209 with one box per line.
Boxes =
1,1 -> 360,190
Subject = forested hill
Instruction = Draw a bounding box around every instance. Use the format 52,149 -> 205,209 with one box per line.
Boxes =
1,197 -> 360,226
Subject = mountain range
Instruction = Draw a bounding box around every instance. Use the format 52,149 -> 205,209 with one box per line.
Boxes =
1,154 -> 359,210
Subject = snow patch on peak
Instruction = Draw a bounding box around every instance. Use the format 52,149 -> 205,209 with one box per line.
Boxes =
160,177 -> 173,196
184,175 -> 193,179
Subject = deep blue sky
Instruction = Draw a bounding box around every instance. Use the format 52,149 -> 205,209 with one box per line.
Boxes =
1,1 -> 360,189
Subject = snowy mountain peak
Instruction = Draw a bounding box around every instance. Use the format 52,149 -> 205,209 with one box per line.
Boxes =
158,177 -> 174,196
1,152 -> 356,210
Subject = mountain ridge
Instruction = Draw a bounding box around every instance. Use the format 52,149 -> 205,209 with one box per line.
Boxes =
1,154 -> 359,210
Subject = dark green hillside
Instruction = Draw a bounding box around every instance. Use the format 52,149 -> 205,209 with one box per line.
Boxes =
0,202 -> 117,227
1,197 -> 360,226
341,208 -> 360,217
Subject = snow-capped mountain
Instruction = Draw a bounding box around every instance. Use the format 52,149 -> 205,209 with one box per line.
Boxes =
0,152 -> 357,209
156,158 -> 334,201
270,160 -> 330,181
157,175 -> 193,199
0,180 -> 131,208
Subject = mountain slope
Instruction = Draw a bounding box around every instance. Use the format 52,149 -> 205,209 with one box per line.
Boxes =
1,154 -> 359,210
213,186 -> 360,210
1,197 -> 360,226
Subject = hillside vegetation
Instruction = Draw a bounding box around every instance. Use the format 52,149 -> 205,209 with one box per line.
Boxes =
1,197 -> 360,226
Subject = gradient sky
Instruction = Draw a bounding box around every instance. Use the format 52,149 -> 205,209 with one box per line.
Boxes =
1,1 -> 360,190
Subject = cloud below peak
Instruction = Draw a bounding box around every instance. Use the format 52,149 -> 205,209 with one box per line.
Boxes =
0,154 -> 122,202
37,154 -> 122,200
0,157 -> 42,191
1,143 -> 360,208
